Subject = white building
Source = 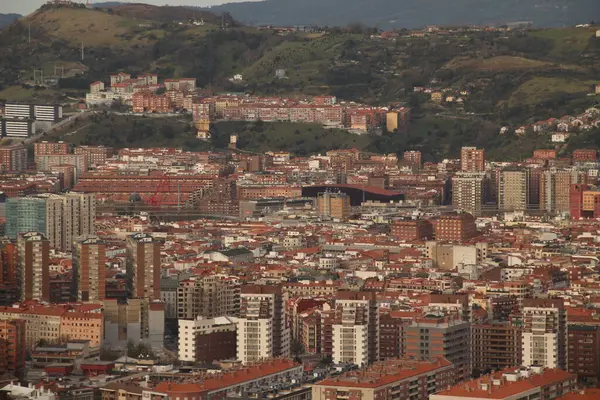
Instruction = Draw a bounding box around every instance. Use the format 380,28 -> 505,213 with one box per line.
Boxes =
332,292 -> 378,366
179,316 -> 237,362
522,299 -> 566,369
236,286 -> 289,364
0,384 -> 56,400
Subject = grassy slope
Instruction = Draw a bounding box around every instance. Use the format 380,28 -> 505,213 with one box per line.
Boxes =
509,77 -> 597,107
443,55 -> 582,72
212,121 -> 373,156
26,7 -> 144,47
531,27 -> 597,59
45,113 -> 211,151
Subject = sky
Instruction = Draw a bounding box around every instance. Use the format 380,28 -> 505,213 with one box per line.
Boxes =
1,0 -> 258,15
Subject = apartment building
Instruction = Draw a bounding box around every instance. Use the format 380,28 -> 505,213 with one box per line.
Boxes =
177,275 -> 240,320
499,168 -> 529,212
132,92 -> 173,113
126,233 -> 161,300
313,358 -> 454,400
378,311 -> 408,359
472,323 -> 523,373
178,316 -> 237,363
572,149 -> 597,162
34,141 -> 70,157
17,232 -> 50,302
332,291 -> 379,366
0,303 -> 103,348
390,219 -> 433,241
36,154 -> 88,181
432,366 -> 575,400
460,146 -> 485,172
434,212 -> 478,243
103,298 -> 163,348
317,192 -> 351,220
452,172 -> 486,216
567,324 -> 600,385
73,236 -> 106,302
0,242 -> 19,306
73,145 -> 114,166
403,150 -> 422,167
540,169 -> 583,214
153,359 -> 303,400
1,119 -> 36,138
522,298 -> 566,369
0,144 -> 27,172
238,185 -> 302,200
6,193 -> 95,252
237,285 -> 290,364
0,319 -> 26,378
404,315 -> 471,382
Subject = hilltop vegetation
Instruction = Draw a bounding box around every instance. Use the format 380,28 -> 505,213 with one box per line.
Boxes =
0,3 -> 599,160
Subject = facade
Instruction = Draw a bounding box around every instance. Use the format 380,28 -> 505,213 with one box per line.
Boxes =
434,213 -> 477,243
73,145 -> 114,166
34,141 -> 70,158
72,236 -> 106,302
17,232 -> 50,302
472,323 -> 522,373
6,194 -> 95,252
313,358 -> 454,400
522,298 -> 566,369
332,291 -> 379,366
1,119 -> 36,138
36,154 -> 88,181
177,275 -> 240,320
404,316 -> 471,382
237,285 -> 290,364
317,192 -> 351,220
0,242 -> 19,306
566,324 -> 600,385
499,168 -> 529,212
540,169 -> 580,213
403,151 -> 422,167
460,147 -> 485,172
390,219 -> 433,241
178,316 -> 237,363
452,172 -> 486,216
572,149 -> 597,162
431,366 -> 576,400
0,318 -> 26,378
0,144 -> 27,172
126,233 -> 161,300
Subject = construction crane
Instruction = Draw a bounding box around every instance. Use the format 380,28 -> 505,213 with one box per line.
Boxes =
148,175 -> 172,207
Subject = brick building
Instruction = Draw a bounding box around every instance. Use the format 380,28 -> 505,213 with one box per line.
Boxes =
567,324 -> 600,385
572,149 -> 597,163
460,147 -> 485,172
472,323 -> 522,373
434,213 -> 477,243
390,219 -> 433,241
0,319 -> 26,378
0,144 -> 27,172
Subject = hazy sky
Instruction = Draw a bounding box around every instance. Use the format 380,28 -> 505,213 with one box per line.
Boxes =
1,0 -> 256,15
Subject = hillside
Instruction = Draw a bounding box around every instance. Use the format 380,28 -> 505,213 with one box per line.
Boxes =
0,14 -> 21,29
0,3 -> 599,160
207,0 -> 599,29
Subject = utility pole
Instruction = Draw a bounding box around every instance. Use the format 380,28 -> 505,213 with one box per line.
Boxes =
28,23 -> 31,44
81,42 -> 84,60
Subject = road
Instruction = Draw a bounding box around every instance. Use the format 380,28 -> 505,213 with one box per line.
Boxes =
22,110 -> 93,145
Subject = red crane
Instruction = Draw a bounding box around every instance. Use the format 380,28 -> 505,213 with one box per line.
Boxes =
148,175 -> 172,207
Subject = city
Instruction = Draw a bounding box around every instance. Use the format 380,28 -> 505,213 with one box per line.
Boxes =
0,1 -> 600,400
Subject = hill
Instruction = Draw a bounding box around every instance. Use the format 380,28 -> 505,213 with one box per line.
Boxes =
0,3 -> 599,160
0,14 -> 21,29
206,0 -> 599,29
